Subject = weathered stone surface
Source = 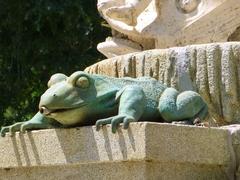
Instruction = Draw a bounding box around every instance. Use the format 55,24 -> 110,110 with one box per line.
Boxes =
0,122 -> 238,179
221,125 -> 240,180
0,162 -> 230,180
97,0 -> 240,57
85,42 -> 240,125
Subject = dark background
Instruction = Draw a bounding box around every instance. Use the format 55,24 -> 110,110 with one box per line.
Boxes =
0,0 -> 110,126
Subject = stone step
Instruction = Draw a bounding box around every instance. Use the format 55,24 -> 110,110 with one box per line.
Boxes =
0,122 -> 240,180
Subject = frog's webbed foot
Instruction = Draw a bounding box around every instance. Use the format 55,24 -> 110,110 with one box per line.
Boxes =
1,121 -> 51,137
0,122 -> 31,137
96,115 -> 135,133
1,122 -> 23,137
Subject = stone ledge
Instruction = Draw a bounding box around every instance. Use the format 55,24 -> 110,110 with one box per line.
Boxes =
0,122 -> 239,179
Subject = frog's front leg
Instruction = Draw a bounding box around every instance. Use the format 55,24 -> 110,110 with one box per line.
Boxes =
1,112 -> 61,137
96,85 -> 146,133
159,88 -> 208,124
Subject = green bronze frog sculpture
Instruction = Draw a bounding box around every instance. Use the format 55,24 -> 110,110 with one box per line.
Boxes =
1,71 -> 208,136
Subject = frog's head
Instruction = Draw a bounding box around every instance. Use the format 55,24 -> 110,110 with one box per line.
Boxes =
39,71 -> 113,125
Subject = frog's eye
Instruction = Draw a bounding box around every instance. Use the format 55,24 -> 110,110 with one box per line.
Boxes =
176,0 -> 200,13
76,76 -> 90,89
48,73 -> 67,88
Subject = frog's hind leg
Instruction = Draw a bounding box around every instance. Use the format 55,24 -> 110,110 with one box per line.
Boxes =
191,104 -> 208,123
158,88 -> 208,123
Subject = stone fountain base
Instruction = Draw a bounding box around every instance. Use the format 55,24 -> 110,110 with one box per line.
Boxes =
1,123 -> 240,180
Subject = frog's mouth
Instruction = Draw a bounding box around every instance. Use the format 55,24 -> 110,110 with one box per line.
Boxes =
39,106 -> 81,116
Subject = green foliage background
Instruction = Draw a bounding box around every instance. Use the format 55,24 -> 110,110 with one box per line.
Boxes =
0,0 -> 110,126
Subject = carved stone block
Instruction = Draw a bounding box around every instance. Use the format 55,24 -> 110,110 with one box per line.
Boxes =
0,123 -> 238,179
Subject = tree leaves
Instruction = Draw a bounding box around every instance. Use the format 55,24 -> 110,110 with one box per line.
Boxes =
0,0 -> 110,126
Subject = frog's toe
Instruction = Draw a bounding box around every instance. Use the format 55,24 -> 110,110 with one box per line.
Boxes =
9,122 -> 24,136
96,118 -> 112,131
20,122 -> 42,133
20,123 -> 31,133
96,115 -> 136,133
1,127 -> 10,137
111,116 -> 125,133
123,117 -> 135,129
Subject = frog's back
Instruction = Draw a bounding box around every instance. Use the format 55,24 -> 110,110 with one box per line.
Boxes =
93,74 -> 166,100
118,76 -> 166,99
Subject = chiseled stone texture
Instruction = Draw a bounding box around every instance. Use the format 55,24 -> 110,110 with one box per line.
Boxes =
85,42 -> 240,125
0,122 -> 238,180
